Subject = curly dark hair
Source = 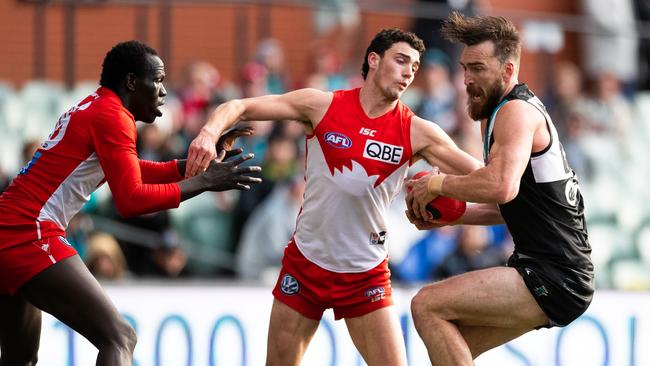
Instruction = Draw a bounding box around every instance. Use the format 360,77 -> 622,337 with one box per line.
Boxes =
99,40 -> 158,90
441,11 -> 520,64
361,28 -> 425,80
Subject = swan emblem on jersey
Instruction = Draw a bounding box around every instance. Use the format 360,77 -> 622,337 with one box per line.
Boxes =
280,274 -> 300,295
324,132 -> 352,149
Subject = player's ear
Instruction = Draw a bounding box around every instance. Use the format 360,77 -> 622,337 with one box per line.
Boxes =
125,73 -> 137,92
503,61 -> 515,83
368,52 -> 380,70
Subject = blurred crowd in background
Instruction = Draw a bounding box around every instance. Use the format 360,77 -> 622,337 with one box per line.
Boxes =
1,0 -> 650,291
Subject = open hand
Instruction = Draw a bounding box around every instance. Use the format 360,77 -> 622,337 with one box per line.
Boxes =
203,150 -> 262,191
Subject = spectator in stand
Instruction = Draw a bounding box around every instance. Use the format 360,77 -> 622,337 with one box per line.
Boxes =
433,225 -> 510,280
414,49 -> 458,134
237,175 -> 306,283
256,38 -> 289,94
581,0 -> 638,94
312,0 -> 361,76
582,72 -> 633,142
304,46 -> 352,91
177,60 -> 221,129
231,125 -> 300,252
85,232 -> 129,280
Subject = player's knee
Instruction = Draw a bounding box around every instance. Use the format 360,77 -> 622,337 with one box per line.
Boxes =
411,290 -> 428,327
99,318 -> 137,354
411,287 -> 444,325
116,320 -> 137,353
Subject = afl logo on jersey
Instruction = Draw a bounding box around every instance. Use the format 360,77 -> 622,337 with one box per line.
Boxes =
324,132 -> 352,149
280,274 -> 300,295
565,179 -> 579,206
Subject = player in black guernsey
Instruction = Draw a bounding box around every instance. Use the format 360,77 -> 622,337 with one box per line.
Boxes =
405,13 -> 593,365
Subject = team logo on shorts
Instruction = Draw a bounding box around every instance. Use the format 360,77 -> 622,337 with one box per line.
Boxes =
58,237 -> 72,246
280,274 -> 300,295
533,285 -> 549,297
365,287 -> 386,303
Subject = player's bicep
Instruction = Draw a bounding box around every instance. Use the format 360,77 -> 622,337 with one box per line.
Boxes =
240,88 -> 332,127
487,104 -> 536,184
411,116 -> 481,174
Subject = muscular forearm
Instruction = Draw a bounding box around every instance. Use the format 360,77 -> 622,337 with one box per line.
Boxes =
201,100 -> 246,142
440,167 -> 518,204
457,203 -> 505,225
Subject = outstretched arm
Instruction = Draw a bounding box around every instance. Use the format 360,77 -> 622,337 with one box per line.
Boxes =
186,88 -> 333,177
91,112 -> 262,218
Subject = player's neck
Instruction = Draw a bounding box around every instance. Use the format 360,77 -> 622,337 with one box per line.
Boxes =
500,79 -> 520,101
358,85 -> 399,119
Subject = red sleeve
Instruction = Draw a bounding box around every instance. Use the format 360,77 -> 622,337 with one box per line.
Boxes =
90,109 -> 180,217
139,159 -> 182,183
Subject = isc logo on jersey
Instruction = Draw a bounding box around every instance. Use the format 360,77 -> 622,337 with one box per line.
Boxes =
363,139 -> 403,165
325,132 -> 352,149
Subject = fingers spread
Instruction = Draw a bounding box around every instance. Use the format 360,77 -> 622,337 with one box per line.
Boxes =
230,153 -> 255,166
224,148 -> 244,160
236,183 -> 251,191
238,176 -> 262,183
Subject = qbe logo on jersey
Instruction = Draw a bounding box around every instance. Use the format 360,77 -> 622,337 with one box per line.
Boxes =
280,274 -> 300,295
363,139 -> 403,165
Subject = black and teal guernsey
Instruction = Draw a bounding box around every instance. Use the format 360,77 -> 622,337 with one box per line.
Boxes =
484,84 -> 592,269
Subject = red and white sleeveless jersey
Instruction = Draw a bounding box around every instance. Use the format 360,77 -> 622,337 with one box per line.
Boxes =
0,87 -> 181,249
293,88 -> 413,272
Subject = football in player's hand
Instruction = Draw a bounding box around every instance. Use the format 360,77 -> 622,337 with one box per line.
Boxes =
409,171 -> 467,223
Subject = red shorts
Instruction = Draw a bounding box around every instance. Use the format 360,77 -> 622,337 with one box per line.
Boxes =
272,240 -> 393,320
0,236 -> 77,295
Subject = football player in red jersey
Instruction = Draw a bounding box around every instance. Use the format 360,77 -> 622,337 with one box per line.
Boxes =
186,29 -> 481,366
0,41 -> 260,365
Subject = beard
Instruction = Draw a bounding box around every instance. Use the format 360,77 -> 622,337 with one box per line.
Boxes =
466,80 -> 505,121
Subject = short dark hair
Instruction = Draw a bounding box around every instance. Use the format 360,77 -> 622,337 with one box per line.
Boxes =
361,28 -> 425,80
99,40 -> 158,90
441,12 -> 521,64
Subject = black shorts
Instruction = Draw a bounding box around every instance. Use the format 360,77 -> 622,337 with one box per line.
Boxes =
507,252 -> 594,328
